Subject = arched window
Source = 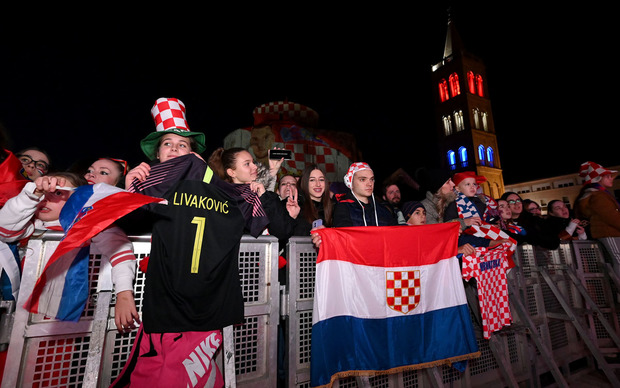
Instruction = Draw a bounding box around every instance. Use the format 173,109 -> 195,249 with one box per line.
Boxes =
481,111 -> 488,131
467,71 -> 475,94
443,115 -> 453,136
486,147 -> 494,167
454,110 -> 464,132
447,150 -> 456,169
449,73 -> 461,97
458,146 -> 468,167
478,145 -> 485,164
476,74 -> 484,97
473,108 -> 480,130
439,79 -> 449,102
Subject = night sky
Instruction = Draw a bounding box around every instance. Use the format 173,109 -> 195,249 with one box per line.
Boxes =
2,5 -> 617,189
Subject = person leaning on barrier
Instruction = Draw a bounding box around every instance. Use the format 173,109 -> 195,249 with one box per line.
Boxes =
0,173 -> 140,331
574,161 -> 620,278
546,199 -> 587,241
500,191 -> 559,250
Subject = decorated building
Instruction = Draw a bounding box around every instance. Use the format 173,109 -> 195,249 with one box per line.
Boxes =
223,100 -> 362,185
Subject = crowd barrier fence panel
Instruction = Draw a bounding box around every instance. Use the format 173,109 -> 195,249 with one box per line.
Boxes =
2,233 -> 618,387
2,233 -> 279,388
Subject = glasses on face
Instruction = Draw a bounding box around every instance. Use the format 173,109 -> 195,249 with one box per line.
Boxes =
18,154 -> 49,173
507,199 -> 522,205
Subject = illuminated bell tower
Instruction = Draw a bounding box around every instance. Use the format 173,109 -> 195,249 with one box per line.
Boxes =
430,13 -> 505,199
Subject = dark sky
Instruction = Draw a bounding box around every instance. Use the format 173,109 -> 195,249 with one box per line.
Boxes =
1,5 -> 617,187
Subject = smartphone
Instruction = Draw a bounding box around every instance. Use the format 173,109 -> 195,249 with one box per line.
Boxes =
269,149 -> 293,160
312,219 -> 323,229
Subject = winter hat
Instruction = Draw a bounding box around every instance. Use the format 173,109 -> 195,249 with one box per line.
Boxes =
140,98 -> 207,160
414,167 -> 451,195
402,201 -> 425,219
452,171 -> 487,186
578,161 -> 618,185
344,162 -> 372,189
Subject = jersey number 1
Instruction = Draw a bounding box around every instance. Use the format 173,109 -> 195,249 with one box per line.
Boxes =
190,216 -> 205,273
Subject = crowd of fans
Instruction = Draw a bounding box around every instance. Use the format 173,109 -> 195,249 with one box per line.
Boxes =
1,97 -> 619,386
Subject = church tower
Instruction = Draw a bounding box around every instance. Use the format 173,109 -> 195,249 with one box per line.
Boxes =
430,13 -> 505,199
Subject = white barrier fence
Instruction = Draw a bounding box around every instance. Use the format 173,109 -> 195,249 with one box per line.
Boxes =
1,233 -> 619,387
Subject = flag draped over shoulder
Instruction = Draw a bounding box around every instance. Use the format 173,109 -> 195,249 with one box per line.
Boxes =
311,223 -> 480,388
23,183 -> 162,321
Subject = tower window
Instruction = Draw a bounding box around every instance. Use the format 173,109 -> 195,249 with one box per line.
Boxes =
449,73 -> 461,97
481,111 -> 488,131
486,147 -> 494,167
478,145 -> 485,165
473,108 -> 480,130
467,71 -> 475,94
476,74 -> 484,97
459,146 -> 468,168
439,79 -> 449,102
443,115 -> 453,136
454,110 -> 465,132
447,150 -> 456,170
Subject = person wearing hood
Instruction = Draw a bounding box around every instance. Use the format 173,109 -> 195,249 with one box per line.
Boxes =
331,162 -> 396,227
574,161 -> 620,278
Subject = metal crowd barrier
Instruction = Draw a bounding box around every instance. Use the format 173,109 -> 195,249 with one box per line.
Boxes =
2,233 -> 619,387
1,232 -> 279,388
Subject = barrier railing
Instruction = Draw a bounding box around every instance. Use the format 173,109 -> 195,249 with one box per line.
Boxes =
1,233 -> 618,387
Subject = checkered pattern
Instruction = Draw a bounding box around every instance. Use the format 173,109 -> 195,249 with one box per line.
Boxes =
579,161 -> 618,185
455,191 -> 480,219
253,101 -> 319,127
150,97 -> 190,133
278,143 -> 336,175
386,270 -> 421,314
462,244 -> 513,339
343,162 -> 371,189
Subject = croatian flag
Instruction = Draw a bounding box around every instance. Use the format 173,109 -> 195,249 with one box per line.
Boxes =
23,183 -> 162,321
311,223 -> 480,387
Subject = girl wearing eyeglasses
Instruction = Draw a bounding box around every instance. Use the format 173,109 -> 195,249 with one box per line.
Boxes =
16,147 -> 50,180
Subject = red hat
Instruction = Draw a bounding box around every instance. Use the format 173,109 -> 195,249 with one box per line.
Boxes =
452,171 -> 486,186
579,161 -> 618,185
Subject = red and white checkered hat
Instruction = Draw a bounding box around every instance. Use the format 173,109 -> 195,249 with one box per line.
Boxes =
151,98 -> 190,132
140,98 -> 206,160
344,162 -> 372,189
579,161 -> 618,185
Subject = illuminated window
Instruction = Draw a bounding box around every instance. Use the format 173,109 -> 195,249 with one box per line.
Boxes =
478,145 -> 485,164
454,110 -> 465,132
439,79 -> 449,102
486,147 -> 494,167
449,73 -> 461,97
473,108 -> 480,129
467,71 -> 475,94
447,150 -> 456,169
476,74 -> 484,97
443,115 -> 453,136
459,146 -> 468,167
481,111 -> 488,131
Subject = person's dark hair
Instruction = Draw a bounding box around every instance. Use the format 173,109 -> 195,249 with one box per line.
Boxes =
208,147 -> 247,183
17,146 -> 51,168
500,191 -> 521,202
382,181 -> 399,196
53,171 -> 88,187
299,164 -> 333,226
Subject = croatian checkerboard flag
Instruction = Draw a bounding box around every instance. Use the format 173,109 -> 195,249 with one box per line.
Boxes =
23,183 -> 162,321
311,223 -> 480,387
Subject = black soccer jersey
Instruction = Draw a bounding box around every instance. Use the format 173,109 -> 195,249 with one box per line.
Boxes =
142,176 -> 267,333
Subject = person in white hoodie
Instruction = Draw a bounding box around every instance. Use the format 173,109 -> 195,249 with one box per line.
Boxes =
0,172 -> 139,332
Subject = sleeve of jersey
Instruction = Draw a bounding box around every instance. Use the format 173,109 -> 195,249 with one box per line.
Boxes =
91,225 -> 136,293
0,181 -> 39,242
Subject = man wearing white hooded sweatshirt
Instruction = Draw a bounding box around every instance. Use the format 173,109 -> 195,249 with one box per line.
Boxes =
332,162 -> 396,227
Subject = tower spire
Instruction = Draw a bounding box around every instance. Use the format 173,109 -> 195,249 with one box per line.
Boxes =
443,7 -> 464,60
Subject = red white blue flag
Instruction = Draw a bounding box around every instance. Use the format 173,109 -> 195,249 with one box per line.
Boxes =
311,223 -> 480,387
23,183 -> 162,321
